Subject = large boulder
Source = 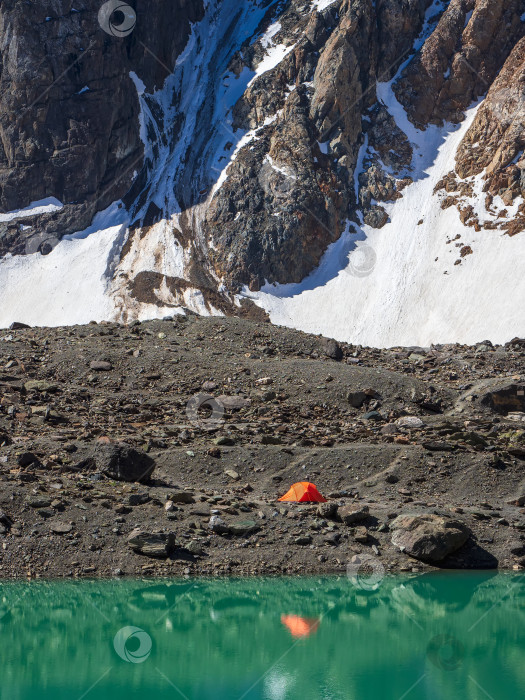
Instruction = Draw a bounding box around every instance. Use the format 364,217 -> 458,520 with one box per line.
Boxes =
94,442 -> 155,483
391,513 -> 470,563
127,530 -> 175,558
339,503 -> 370,525
481,384 -> 525,415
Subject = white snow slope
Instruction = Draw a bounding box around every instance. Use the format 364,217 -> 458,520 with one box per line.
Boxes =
245,85 -> 525,347
0,0 -> 279,329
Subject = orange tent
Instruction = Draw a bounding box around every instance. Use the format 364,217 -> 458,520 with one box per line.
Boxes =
281,615 -> 320,638
278,481 -> 327,503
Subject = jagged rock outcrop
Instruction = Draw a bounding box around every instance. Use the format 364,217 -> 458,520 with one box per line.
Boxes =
0,0 -> 202,255
200,0 -> 434,290
395,0 -> 525,236
454,37 -> 525,235
394,0 -> 524,127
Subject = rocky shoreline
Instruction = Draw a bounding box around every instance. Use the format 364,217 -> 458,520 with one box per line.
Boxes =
0,315 -> 524,579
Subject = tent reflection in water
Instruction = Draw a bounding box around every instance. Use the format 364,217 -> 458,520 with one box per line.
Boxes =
278,482 -> 327,503
281,615 -> 321,638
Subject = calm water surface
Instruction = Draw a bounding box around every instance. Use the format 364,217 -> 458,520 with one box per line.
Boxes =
1,572 -> 523,699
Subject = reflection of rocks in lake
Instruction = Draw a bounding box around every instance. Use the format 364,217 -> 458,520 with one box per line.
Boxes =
0,574 -> 523,697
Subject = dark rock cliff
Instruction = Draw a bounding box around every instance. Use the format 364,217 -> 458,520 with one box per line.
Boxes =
0,0 -> 203,254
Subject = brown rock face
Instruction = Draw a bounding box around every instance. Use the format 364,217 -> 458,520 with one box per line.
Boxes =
454,37 -> 525,234
399,0 -> 525,237
394,0 -> 524,127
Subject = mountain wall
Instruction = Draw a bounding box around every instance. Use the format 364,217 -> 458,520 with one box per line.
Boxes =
0,0 -> 523,344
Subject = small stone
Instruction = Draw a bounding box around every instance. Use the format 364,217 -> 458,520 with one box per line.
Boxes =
209,515 -> 230,534
38,508 -> 55,519
317,502 -> 339,520
224,469 -> 240,481
114,505 -> 131,515
229,520 -> 259,536
128,493 -> 150,506
17,452 -> 40,467
256,377 -> 273,385
353,526 -> 369,543
423,441 -> 455,452
168,491 -> 195,504
396,416 -> 424,429
214,436 -> 235,446
321,338 -> 343,361
187,540 -> 205,556
381,424 -> 400,435
390,513 -> 470,563
24,380 -> 58,393
26,497 -> 52,509
324,532 -> 340,546
50,522 -> 72,534
94,442 -> 155,483
362,411 -> 382,421
347,391 -> 368,408
294,535 -> 313,546
216,395 -> 251,411
90,361 -> 112,371
0,511 -> 13,531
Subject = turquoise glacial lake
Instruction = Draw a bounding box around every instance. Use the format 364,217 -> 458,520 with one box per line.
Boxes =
0,573 -> 523,699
